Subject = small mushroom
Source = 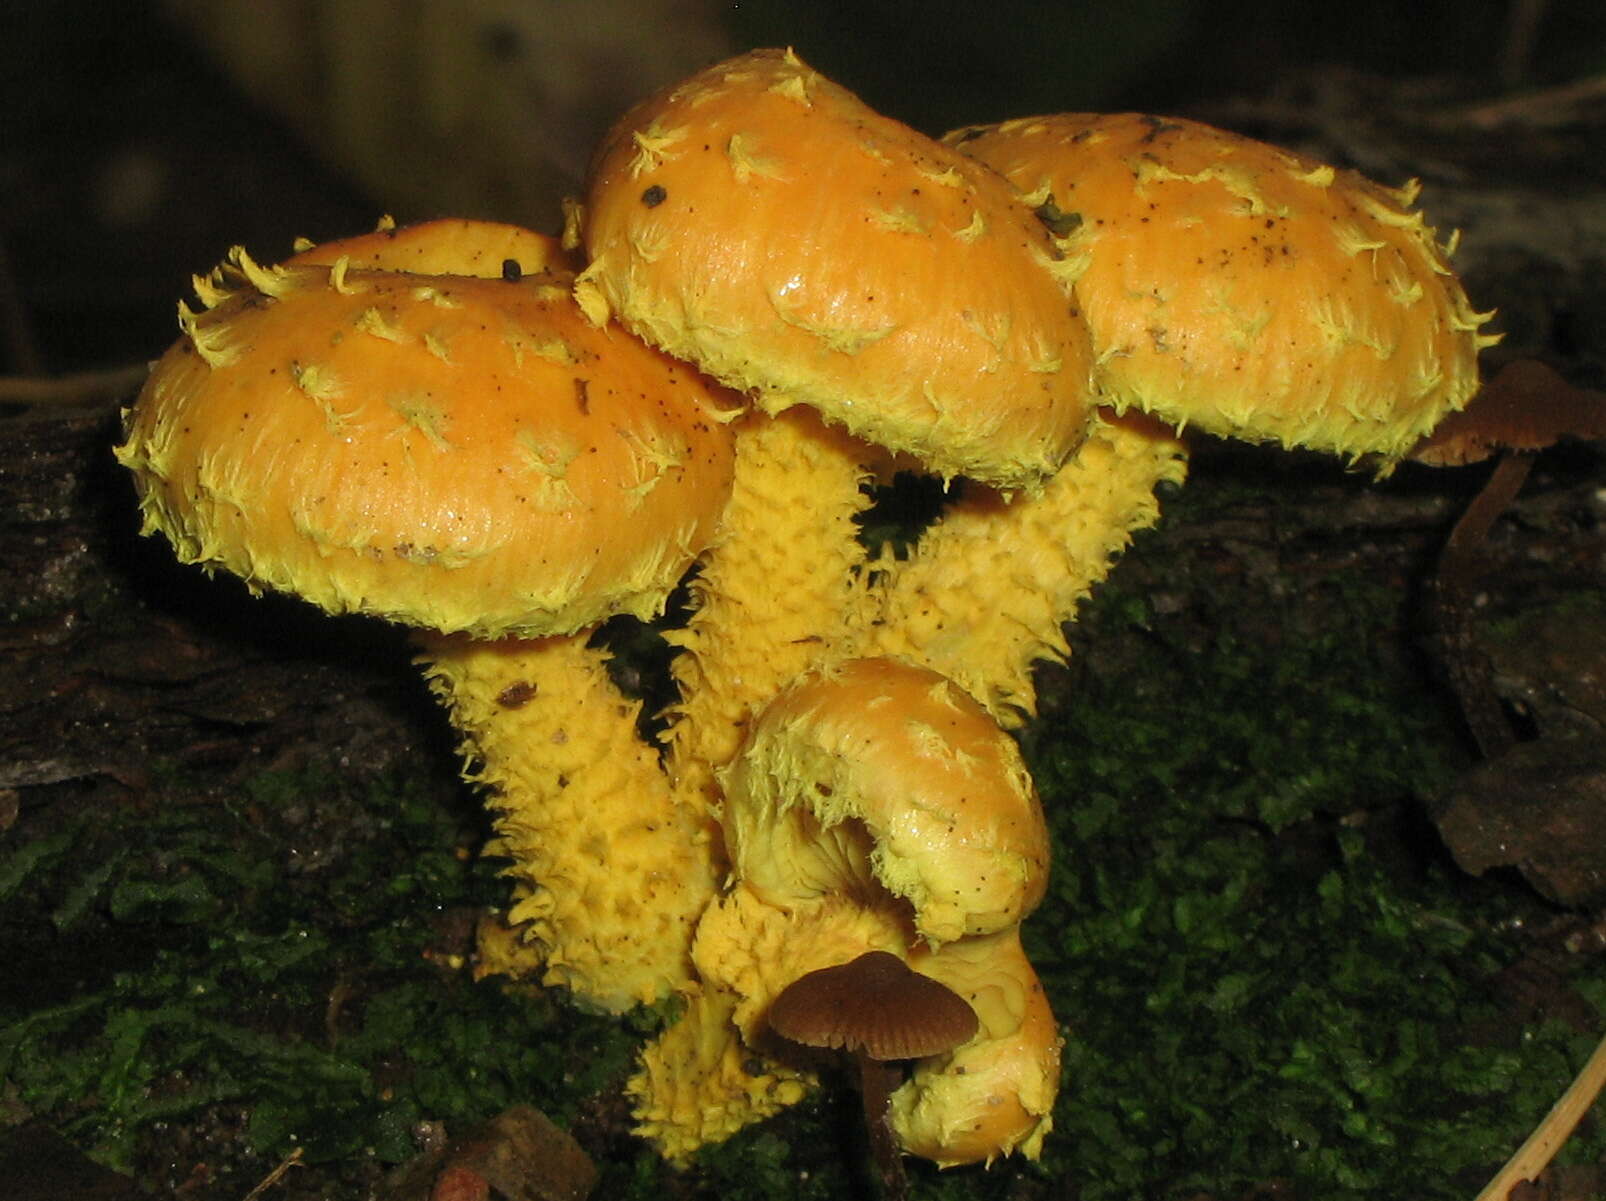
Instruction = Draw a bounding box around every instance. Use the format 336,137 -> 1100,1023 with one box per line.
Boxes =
1409,357 -> 1606,468
769,950 -> 978,1201
769,950 -> 980,1062
1409,359 -> 1606,757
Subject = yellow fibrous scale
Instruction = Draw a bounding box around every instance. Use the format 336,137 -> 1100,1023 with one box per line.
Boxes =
618,426 -> 687,506
627,224 -> 669,264
725,132 -> 784,182
952,209 -> 987,242
290,363 -> 359,437
856,413 -> 1187,723
946,112 -> 1500,460
190,267 -> 233,311
582,48 -> 1096,488
117,261 -> 738,639
764,63 -> 811,105
662,408 -> 879,815
356,305 -> 409,343
420,633 -> 720,1012
503,322 -> 583,367
1291,162 -> 1337,188
386,392 -> 452,451
770,293 -> 897,355
328,256 -> 359,294
870,204 -> 928,235
919,163 -> 966,189
420,331 -> 452,363
630,121 -> 687,177
628,989 -> 811,1163
230,245 -> 298,299
511,434 -> 583,512
410,285 -> 461,310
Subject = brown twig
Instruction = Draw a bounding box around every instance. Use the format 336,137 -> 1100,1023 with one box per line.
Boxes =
239,1147 -> 304,1201
0,363 -> 149,408
1457,73 -> 1606,130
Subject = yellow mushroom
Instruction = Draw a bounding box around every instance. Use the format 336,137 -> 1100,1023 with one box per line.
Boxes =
572,45 -> 1098,813
850,109 -> 1503,725
577,48 -> 1096,489
116,219 -> 741,1010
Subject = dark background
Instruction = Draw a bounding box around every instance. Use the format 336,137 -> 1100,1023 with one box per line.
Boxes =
4,0 -> 1604,380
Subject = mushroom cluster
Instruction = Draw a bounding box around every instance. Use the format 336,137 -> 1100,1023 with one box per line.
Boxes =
631,658 -> 1059,1164
116,47 -> 1498,1173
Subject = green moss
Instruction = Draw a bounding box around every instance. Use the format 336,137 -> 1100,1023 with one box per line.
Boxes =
1010,508 -> 1604,1200
7,461 -> 1604,1200
0,766 -> 640,1191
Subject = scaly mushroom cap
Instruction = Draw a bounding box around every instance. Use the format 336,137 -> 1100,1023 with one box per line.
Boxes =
576,47 -> 1097,488
118,255 -> 739,639
721,657 -> 1049,945
285,215 -> 578,278
945,112 -> 1500,460
768,949 -> 979,1061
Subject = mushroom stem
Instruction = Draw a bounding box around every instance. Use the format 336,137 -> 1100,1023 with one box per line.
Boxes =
419,632 -> 718,1010
852,411 -> 1184,724
628,987 -> 811,1161
663,407 -> 877,808
1432,450 -> 1536,759
855,1053 -> 908,1201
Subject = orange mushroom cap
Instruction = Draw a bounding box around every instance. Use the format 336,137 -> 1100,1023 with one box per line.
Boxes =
117,234 -> 739,638
576,48 -> 1097,488
945,112 -> 1500,461
722,656 -> 1050,945
284,215 -> 578,278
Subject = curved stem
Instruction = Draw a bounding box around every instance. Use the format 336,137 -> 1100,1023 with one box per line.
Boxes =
664,407 -> 876,804
852,411 -> 1184,724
